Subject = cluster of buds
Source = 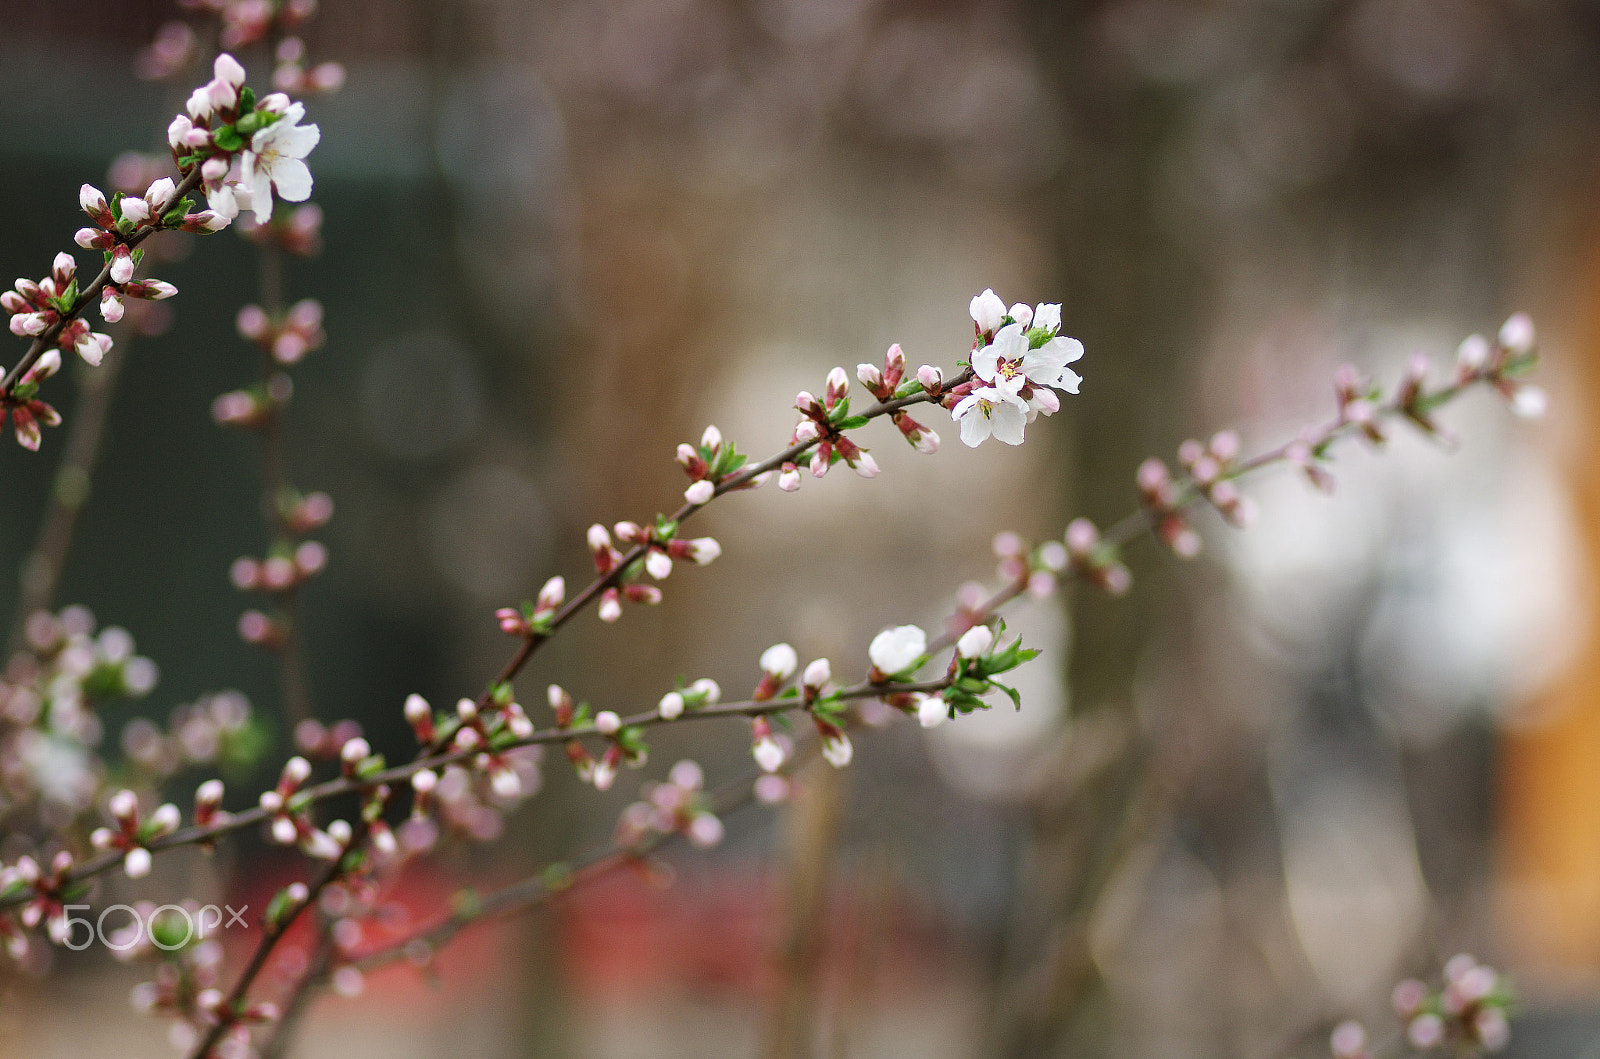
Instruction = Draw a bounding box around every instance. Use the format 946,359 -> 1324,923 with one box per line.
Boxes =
1334,364 -> 1388,446
945,289 -> 1084,448
169,54 -> 320,225
210,0 -> 321,51
614,760 -> 725,851
230,540 -> 327,597
1391,955 -> 1513,1053
119,690 -> 258,782
991,531 -> 1069,600
401,691 -> 541,839
91,790 -> 181,879
242,201 -> 323,256
496,575 -> 564,637
1177,430 -> 1257,530
1,851 -> 75,948
677,424 -> 763,505
779,368 -> 880,489
441,693 -> 537,796
211,372 -> 293,430
258,756 -> 344,859
76,181 -> 204,305
269,36 -> 346,96
4,252 -> 117,367
0,348 -> 61,450
585,520 -> 718,623
612,518 -> 722,580
407,748 -> 542,847
1063,518 -> 1133,596
294,716 -> 364,760
0,607 -> 160,834
857,344 -> 940,454
1134,457 -> 1202,557
1456,313 -> 1545,419
236,298 -> 324,364
128,938 -> 263,1053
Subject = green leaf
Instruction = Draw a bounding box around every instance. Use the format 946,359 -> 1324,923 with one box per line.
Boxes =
451,888 -> 481,920
238,85 -> 256,113
834,415 -> 870,431
826,397 -> 851,423
542,862 -> 574,892
212,126 -> 244,152
264,886 -> 298,930
892,380 -> 925,399
12,381 -> 38,402
711,448 -> 748,478
990,679 -> 1023,710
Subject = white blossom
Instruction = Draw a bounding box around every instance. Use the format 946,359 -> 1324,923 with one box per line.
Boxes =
241,101 -> 320,224
953,384 -> 1029,447
973,322 -> 1083,395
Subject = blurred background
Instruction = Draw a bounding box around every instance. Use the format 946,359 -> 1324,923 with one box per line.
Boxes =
0,0 -> 1598,1056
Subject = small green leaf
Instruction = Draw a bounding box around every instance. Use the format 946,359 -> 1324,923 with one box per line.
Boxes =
835,415 -> 870,431
543,862 -> 574,891
892,380 -> 925,399
212,126 -> 244,152
238,86 -> 256,112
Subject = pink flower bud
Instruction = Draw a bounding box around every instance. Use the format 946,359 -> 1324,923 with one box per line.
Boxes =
598,587 -> 622,623
536,575 -> 565,614
751,717 -> 785,773
825,366 -> 849,407
229,556 -> 261,590
100,288 -> 124,323
110,245 -> 134,284
595,710 -> 621,735
659,691 -> 684,719
624,584 -> 662,605
684,479 -> 715,505
1065,517 -> 1098,556
80,183 -> 111,221
1456,333 -> 1490,372
404,694 -> 435,742
802,657 -> 831,691
645,549 -> 672,579
857,362 -> 883,391
917,364 -> 942,393
778,464 -> 801,491
120,197 -> 151,227
1499,311 -> 1535,355
701,424 -> 722,451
